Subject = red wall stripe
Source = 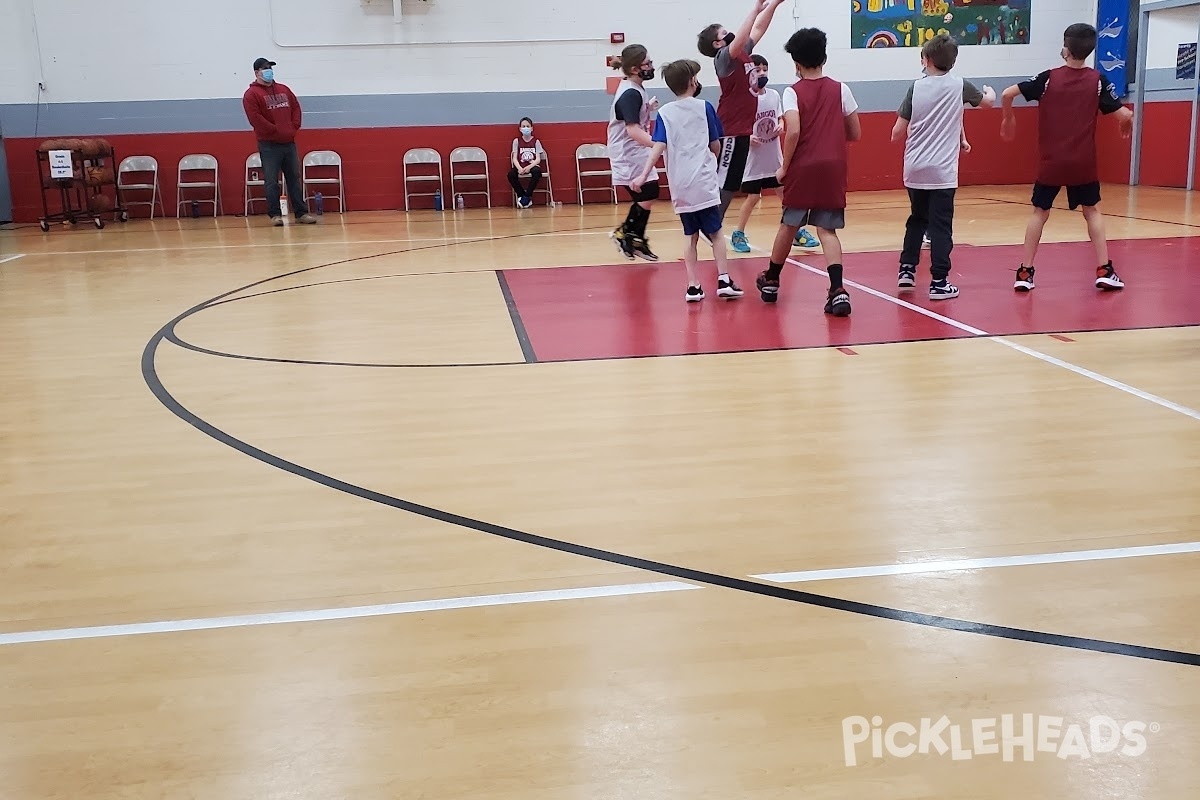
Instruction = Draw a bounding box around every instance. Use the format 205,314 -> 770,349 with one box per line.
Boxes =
4,104 -> 1183,224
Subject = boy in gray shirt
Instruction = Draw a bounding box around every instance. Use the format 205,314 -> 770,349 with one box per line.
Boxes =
891,34 -> 994,299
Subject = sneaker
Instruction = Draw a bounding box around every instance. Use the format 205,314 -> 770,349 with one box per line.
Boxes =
794,229 -> 820,249
297,214 -> 318,224
731,230 -> 751,253
929,279 -> 959,300
611,226 -> 635,261
1014,265 -> 1036,292
271,216 -> 284,227
631,236 -> 659,262
1095,261 -> 1124,290
717,274 -> 744,299
898,265 -> 917,289
756,271 -> 780,303
686,284 -> 705,302
824,287 -> 852,317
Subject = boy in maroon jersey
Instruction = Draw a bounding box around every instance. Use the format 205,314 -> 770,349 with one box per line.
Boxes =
1000,23 -> 1134,292
755,28 -> 861,316
697,0 -> 787,226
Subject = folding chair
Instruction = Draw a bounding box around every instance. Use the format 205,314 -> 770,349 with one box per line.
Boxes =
575,144 -> 617,205
403,148 -> 445,211
302,150 -> 345,212
449,146 -> 492,209
117,156 -> 165,219
176,154 -> 223,217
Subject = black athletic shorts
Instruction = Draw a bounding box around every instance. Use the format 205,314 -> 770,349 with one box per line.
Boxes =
1032,182 -> 1101,211
740,176 -> 780,195
622,181 -> 661,203
716,135 -> 752,193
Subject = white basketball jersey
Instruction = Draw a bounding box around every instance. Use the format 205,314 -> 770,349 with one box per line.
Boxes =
743,88 -> 784,183
607,79 -> 653,186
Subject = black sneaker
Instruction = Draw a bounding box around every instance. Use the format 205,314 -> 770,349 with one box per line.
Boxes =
686,284 -> 705,303
898,265 -> 917,289
929,279 -> 959,300
631,236 -> 658,262
756,271 -> 780,303
1014,265 -> 1035,291
610,226 -> 635,261
824,287 -> 852,317
1095,261 -> 1124,290
717,274 -> 744,299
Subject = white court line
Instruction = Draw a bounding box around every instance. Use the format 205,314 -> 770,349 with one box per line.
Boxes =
0,581 -> 700,646
15,227 -> 664,258
753,541 -> 1200,584
2,540 -> 1198,646
765,245 -> 1200,422
0,254 -> 26,265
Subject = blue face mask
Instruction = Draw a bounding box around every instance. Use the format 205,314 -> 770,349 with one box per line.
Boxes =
520,127 -> 532,136
261,69 -> 274,82
757,75 -> 769,89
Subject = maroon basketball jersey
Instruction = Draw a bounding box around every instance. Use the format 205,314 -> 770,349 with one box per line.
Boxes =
1035,66 -> 1104,186
716,49 -> 759,138
782,77 -> 849,211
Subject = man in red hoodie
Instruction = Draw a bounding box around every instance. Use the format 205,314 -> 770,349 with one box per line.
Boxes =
243,58 -> 317,225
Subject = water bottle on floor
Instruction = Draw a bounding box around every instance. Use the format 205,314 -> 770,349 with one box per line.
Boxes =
280,195 -> 289,218
315,193 -> 324,215
190,200 -> 199,218
455,193 -> 464,210
434,189 -> 443,211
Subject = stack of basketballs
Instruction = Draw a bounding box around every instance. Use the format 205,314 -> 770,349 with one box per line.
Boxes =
36,137 -> 117,214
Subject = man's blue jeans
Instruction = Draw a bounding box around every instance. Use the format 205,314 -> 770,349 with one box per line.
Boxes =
258,140 -> 308,218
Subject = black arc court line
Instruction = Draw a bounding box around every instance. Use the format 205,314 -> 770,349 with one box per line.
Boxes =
141,240 -> 1200,669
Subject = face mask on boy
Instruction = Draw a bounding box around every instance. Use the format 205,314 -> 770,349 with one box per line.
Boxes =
520,126 -> 532,136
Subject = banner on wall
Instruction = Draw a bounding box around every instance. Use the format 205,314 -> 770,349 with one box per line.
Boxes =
1177,43 -> 1196,81
851,0 -> 1031,50
1095,0 -> 1130,95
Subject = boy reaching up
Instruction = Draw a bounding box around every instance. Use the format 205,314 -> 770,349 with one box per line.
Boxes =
1000,22 -> 1134,292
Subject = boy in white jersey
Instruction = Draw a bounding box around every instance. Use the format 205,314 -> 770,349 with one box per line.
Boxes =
632,60 -> 744,302
891,34 -> 994,299
607,44 -> 661,262
728,54 -> 819,253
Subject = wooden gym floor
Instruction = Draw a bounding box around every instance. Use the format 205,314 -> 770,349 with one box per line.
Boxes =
1,184 -> 1198,799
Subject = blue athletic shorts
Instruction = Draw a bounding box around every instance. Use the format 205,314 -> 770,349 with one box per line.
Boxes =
680,205 -> 722,237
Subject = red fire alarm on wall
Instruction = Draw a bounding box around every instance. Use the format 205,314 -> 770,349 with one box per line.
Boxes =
610,32 -> 624,44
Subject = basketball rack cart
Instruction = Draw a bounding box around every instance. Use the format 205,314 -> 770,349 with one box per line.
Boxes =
35,138 -> 130,231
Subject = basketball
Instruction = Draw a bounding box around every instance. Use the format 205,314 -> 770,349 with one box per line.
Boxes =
85,165 -> 114,186
88,193 -> 114,213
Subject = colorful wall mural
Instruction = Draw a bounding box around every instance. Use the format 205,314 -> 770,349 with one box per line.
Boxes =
851,0 -> 1031,49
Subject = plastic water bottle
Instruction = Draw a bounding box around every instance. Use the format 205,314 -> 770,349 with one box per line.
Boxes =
434,189 -> 443,211
190,200 -> 199,218
280,195 -> 289,217
315,192 -> 324,215
455,193 -> 465,210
